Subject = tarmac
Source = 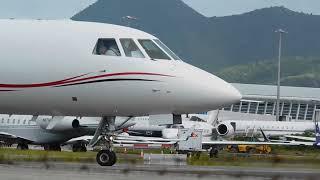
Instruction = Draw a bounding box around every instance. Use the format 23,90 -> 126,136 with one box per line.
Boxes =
0,161 -> 319,180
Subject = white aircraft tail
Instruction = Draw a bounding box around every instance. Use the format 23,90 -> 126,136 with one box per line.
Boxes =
207,110 -> 219,126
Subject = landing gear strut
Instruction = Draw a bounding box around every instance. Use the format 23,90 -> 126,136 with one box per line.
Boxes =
89,116 -> 117,166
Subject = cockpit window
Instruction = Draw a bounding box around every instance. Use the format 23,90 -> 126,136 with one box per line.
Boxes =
120,39 -> 145,58
138,39 -> 171,60
93,38 -> 121,56
154,39 -> 181,60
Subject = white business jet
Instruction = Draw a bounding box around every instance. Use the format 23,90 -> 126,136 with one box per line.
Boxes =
0,20 -> 241,166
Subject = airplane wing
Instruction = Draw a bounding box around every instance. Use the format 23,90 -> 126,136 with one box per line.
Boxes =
65,135 -> 169,145
284,135 -> 315,142
115,137 -> 316,146
64,136 -> 93,145
66,134 -> 177,145
0,132 -> 17,138
114,139 -> 175,145
201,140 -> 313,146
116,135 -> 183,142
0,132 -> 31,143
67,134 -> 179,145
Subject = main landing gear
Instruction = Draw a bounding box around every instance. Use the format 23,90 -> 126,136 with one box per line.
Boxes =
89,116 -> 117,166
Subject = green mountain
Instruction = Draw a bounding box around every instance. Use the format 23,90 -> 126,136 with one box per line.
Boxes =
216,56 -> 320,87
207,7 -> 320,68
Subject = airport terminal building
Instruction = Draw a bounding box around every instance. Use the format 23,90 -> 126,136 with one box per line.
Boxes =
221,83 -> 320,121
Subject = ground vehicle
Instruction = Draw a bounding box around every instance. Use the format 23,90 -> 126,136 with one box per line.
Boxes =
227,144 -> 272,154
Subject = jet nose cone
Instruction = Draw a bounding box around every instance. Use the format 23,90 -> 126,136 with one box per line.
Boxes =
220,82 -> 242,105
178,62 -> 242,112
203,75 -> 242,109
171,62 -> 242,114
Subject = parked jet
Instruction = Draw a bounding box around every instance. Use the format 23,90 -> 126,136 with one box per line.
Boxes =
123,111 -> 220,139
216,119 -> 314,137
129,110 -> 315,140
0,20 -> 241,166
0,115 -> 134,151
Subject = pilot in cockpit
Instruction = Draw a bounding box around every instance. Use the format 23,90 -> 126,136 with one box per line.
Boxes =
105,43 -> 120,56
96,39 -> 121,56
97,44 -> 108,55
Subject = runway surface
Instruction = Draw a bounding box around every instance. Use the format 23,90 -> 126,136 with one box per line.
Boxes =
0,162 -> 319,180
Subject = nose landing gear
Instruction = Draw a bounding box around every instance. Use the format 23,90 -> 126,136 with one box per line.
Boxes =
89,116 -> 117,166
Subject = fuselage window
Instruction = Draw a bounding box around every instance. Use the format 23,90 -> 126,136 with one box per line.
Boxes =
138,39 -> 171,60
120,39 -> 145,58
154,39 -> 180,60
93,38 -> 121,56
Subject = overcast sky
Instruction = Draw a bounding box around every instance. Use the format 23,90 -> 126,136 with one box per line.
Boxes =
0,0 -> 96,19
0,0 -> 319,19
183,0 -> 320,17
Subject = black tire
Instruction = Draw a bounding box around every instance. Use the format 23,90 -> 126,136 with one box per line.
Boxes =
23,144 -> 29,150
209,148 -> 219,158
73,143 -> 87,152
72,145 -> 78,152
51,145 -> 61,151
73,145 -> 87,152
109,150 -> 117,165
17,144 -> 22,150
80,146 -> 87,152
55,146 -> 61,151
17,143 -> 28,150
96,150 -> 116,166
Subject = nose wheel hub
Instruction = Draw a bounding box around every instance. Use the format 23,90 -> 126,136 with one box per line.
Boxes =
96,150 -> 117,166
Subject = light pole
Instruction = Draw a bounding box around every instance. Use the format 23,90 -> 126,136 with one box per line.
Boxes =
275,29 -> 287,121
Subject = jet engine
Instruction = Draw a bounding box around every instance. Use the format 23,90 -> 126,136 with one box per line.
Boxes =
216,123 -> 235,138
37,116 -> 80,132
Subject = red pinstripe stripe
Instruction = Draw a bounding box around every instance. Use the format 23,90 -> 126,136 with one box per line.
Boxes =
0,72 -> 172,88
